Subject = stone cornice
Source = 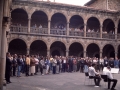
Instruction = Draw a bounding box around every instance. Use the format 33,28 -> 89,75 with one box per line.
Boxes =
12,1 -> 118,17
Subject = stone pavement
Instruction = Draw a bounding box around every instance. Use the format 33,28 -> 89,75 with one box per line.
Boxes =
6,72 -> 120,90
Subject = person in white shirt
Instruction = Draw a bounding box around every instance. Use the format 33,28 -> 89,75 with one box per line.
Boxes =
89,64 -> 101,87
34,55 -> 39,75
103,66 -> 117,90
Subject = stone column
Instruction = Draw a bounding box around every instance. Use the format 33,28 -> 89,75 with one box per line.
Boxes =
83,51 -> 86,58
0,0 -> 4,90
47,49 -> 50,56
84,23 -> 87,37
67,22 -> 69,36
48,20 -> 51,35
100,25 -> 103,38
27,48 -> 30,55
66,50 -> 69,57
28,18 -> 31,33
100,49 -> 103,58
115,26 -> 118,39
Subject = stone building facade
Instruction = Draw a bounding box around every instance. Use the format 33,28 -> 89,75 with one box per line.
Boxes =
7,0 -> 120,58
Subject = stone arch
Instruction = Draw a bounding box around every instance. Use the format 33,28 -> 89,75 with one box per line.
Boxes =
50,41 -> 66,56
103,44 -> 115,58
29,39 -> 48,49
86,43 -> 100,58
86,16 -> 100,32
86,42 -> 101,50
30,40 -> 47,56
69,14 -> 84,23
102,18 -> 115,33
8,38 -> 27,55
11,8 -> 28,26
69,42 -> 84,57
69,15 -> 84,30
31,10 -> 48,28
51,12 -> 68,22
31,9 -> 49,20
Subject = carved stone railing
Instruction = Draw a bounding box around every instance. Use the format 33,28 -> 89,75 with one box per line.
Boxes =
117,34 -> 120,39
30,27 -> 48,34
10,26 -> 28,32
86,32 -> 100,38
69,31 -> 84,37
102,34 -> 115,39
50,29 -> 66,35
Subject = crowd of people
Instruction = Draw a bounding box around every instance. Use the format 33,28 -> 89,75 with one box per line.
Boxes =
5,52 -> 120,89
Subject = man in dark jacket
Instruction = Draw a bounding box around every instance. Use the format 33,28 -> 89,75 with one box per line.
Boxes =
12,54 -> 17,76
5,52 -> 12,84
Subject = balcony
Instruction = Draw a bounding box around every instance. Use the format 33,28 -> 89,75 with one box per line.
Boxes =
50,29 -> 66,35
10,26 -> 28,33
69,31 -> 84,37
30,27 -> 48,34
102,34 -> 115,39
10,26 -> 117,40
86,32 -> 100,38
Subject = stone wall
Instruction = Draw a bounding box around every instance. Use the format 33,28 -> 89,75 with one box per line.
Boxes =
87,0 -> 107,10
108,0 -> 120,11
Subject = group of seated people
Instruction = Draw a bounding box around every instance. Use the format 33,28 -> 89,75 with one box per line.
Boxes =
88,64 -> 117,90
69,28 -> 84,32
103,30 -> 115,34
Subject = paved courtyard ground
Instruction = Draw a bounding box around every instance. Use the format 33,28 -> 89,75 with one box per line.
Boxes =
6,72 -> 120,90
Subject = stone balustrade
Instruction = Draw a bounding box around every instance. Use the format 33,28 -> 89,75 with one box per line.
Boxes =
69,31 -> 84,37
50,29 -> 66,35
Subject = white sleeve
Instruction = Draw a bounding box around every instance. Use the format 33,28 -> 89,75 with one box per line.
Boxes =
108,72 -> 113,79
93,68 -> 99,75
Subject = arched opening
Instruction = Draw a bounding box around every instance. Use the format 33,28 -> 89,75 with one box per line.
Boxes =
30,40 -> 47,56
87,17 -> 100,32
117,45 -> 120,58
50,41 -> 66,56
69,42 -> 83,57
86,43 -> 100,58
31,11 -> 48,28
69,15 -> 84,31
8,39 -> 27,55
103,44 -> 115,58
118,20 -> 120,33
103,19 -> 115,34
11,9 -> 28,26
51,13 -> 67,30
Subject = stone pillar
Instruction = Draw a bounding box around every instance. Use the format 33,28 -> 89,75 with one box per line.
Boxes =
0,0 -> 4,90
48,20 -> 51,35
115,52 -> 118,58
100,49 -> 103,58
83,51 -> 86,58
84,23 -> 87,37
27,48 -> 30,55
47,49 -> 50,56
66,50 -> 69,57
115,26 -> 118,39
67,22 -> 69,36
100,25 -> 103,38
28,18 -> 31,33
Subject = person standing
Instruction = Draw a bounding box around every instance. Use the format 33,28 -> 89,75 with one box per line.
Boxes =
39,57 -> 45,75
114,57 -> 119,68
52,56 -> 57,74
12,54 -> 17,76
34,55 -> 39,75
104,56 -> 109,67
5,52 -> 12,84
17,55 -> 23,77
25,55 -> 30,76
30,55 -> 36,76
103,66 -> 118,90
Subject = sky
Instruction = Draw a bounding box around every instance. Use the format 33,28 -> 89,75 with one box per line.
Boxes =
37,0 -> 90,6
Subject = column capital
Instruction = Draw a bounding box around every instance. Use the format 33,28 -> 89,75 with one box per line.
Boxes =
67,22 -> 70,24
28,18 -> 31,20
65,50 -> 69,52
100,25 -> 103,28
84,23 -> 87,26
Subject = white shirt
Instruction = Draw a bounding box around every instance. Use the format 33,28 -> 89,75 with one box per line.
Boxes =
103,69 -> 113,79
89,66 -> 99,76
35,58 -> 39,64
